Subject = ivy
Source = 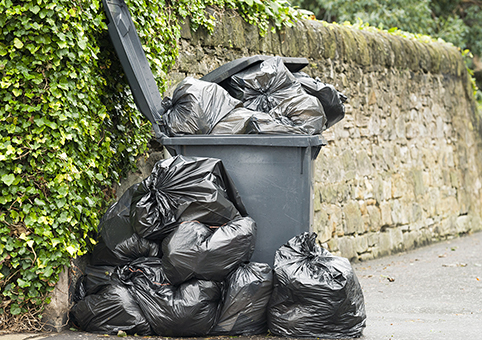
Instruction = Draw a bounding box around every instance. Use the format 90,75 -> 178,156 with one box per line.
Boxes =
0,0 -> 309,327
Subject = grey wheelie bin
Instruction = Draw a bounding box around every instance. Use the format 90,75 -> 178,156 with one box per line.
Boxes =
103,0 -> 325,265
161,135 -> 324,265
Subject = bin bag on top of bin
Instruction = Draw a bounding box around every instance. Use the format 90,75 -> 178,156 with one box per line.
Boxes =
293,71 -> 347,129
91,184 -> 160,266
268,232 -> 366,339
130,155 -> 247,241
227,56 -> 304,112
163,77 -> 243,136
70,281 -> 152,336
210,262 -> 273,336
130,276 -> 223,337
162,217 -> 256,285
210,107 -> 308,135
268,93 -> 327,135
227,57 -> 327,134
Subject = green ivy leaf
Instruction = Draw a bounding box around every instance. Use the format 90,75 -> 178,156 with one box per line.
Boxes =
1,174 -> 16,186
13,38 -> 24,49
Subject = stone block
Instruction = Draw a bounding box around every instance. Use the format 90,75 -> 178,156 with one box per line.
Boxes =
367,205 -> 382,232
338,237 -> 358,261
42,266 -> 69,332
354,234 -> 369,254
356,150 -> 374,177
314,210 -> 332,243
380,201 -> 392,226
343,201 -> 365,235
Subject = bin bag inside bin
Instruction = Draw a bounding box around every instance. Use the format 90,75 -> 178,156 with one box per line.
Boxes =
228,56 -> 305,112
130,277 -> 223,336
226,57 -> 326,134
268,94 -> 327,135
210,107 -> 308,135
164,77 -> 243,136
130,155 -> 247,241
293,71 -> 347,129
267,232 -> 366,339
211,262 -> 273,335
162,217 -> 256,285
70,282 -> 152,335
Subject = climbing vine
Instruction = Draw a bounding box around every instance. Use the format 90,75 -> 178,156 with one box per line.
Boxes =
0,0 -> 309,329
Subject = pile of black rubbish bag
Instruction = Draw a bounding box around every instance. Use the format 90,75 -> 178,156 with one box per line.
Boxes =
71,57 -> 366,338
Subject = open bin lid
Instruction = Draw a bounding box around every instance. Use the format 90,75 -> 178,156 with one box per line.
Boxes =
200,56 -> 309,84
103,0 -> 165,137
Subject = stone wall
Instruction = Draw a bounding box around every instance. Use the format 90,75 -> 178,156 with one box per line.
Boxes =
150,12 -> 482,260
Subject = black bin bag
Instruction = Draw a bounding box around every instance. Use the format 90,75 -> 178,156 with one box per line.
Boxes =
210,107 -> 308,135
91,184 -> 160,266
228,56 -> 304,113
211,262 -> 273,336
70,282 -> 152,335
164,77 -> 242,136
74,265 -> 116,302
116,257 -> 168,286
130,155 -> 247,241
130,277 -> 223,336
293,72 -> 347,129
269,94 -> 327,135
162,217 -> 256,285
268,232 -> 366,339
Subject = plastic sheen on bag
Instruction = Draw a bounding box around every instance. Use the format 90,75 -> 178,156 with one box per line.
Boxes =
70,282 -> 152,335
90,233 -> 160,267
293,71 -> 347,129
210,107 -> 308,135
164,77 -> 243,136
130,277 -> 223,336
116,257 -> 167,286
268,94 -> 327,135
228,56 -> 305,113
211,262 -> 273,336
130,155 -> 247,241
162,217 -> 256,285
74,265 -> 116,302
268,232 -> 366,339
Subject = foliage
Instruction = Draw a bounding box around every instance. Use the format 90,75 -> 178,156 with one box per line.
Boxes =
0,0 -> 308,325
292,0 -> 482,110
291,0 -> 482,56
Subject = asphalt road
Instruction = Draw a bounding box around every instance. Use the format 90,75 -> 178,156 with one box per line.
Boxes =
2,231 -> 481,340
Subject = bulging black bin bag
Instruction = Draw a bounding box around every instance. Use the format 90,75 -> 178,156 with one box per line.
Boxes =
70,282 -> 152,335
74,265 -> 116,302
210,107 -> 308,135
116,257 -> 168,286
91,234 -> 160,266
91,184 -> 160,266
228,56 -> 304,113
293,71 -> 347,129
269,94 -> 327,135
164,77 -> 242,136
162,217 -> 256,285
130,155 -> 247,241
130,277 -> 223,336
211,262 -> 273,336
268,232 -> 366,339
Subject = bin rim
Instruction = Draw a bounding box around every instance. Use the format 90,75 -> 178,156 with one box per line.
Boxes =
159,134 -> 326,147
